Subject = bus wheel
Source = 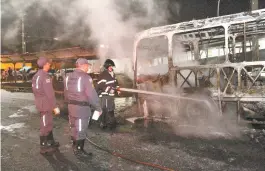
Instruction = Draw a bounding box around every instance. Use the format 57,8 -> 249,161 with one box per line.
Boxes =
179,94 -> 220,126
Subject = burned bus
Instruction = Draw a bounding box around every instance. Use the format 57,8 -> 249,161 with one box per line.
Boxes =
133,9 -> 265,124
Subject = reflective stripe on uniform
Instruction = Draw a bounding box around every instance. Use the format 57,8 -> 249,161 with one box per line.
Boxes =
105,86 -> 110,92
43,115 -> 46,127
97,79 -> 107,84
79,119 -> 81,131
109,93 -> 115,96
66,76 -> 69,90
106,80 -> 115,84
36,76 -> 40,89
77,77 -> 81,92
100,92 -> 108,96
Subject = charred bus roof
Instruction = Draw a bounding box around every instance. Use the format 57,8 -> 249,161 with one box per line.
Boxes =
135,9 -> 265,40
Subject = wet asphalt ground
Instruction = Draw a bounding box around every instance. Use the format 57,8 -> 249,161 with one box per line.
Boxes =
1,88 -> 265,171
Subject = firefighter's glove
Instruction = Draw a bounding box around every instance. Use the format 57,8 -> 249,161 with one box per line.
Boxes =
116,87 -> 121,96
109,88 -> 115,94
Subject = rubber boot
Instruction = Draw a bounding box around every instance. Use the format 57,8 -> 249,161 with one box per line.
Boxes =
108,111 -> 117,130
40,136 -> 56,154
73,140 -> 92,158
99,109 -> 107,129
47,131 -> 60,148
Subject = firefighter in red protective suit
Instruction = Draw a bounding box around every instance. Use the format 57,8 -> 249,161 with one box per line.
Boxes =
96,59 -> 120,129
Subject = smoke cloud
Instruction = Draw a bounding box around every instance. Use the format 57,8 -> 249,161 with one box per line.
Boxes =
1,0 -> 181,59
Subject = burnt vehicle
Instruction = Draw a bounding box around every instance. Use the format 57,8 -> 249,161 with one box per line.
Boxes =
133,9 -> 265,124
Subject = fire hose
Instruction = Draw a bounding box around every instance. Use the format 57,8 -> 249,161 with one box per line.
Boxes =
86,137 -> 176,171
56,86 -> 205,103
117,87 -> 206,103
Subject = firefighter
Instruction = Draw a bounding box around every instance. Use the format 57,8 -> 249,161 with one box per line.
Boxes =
64,58 -> 102,157
32,57 -> 60,154
96,59 -> 121,130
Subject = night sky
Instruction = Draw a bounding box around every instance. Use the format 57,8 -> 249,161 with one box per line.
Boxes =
169,0 -> 265,22
1,0 -> 265,54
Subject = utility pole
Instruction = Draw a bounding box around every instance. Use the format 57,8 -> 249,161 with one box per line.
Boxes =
21,13 -> 26,54
251,0 -> 259,61
217,0 -> 221,17
251,0 -> 259,11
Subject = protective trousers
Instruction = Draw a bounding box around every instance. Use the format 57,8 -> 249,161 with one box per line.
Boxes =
40,111 -> 53,136
100,96 -> 116,128
69,115 -> 89,140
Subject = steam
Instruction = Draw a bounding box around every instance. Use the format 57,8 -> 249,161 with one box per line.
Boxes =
143,85 -> 244,139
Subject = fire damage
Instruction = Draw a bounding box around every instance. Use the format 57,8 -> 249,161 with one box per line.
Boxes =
133,9 -> 265,131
